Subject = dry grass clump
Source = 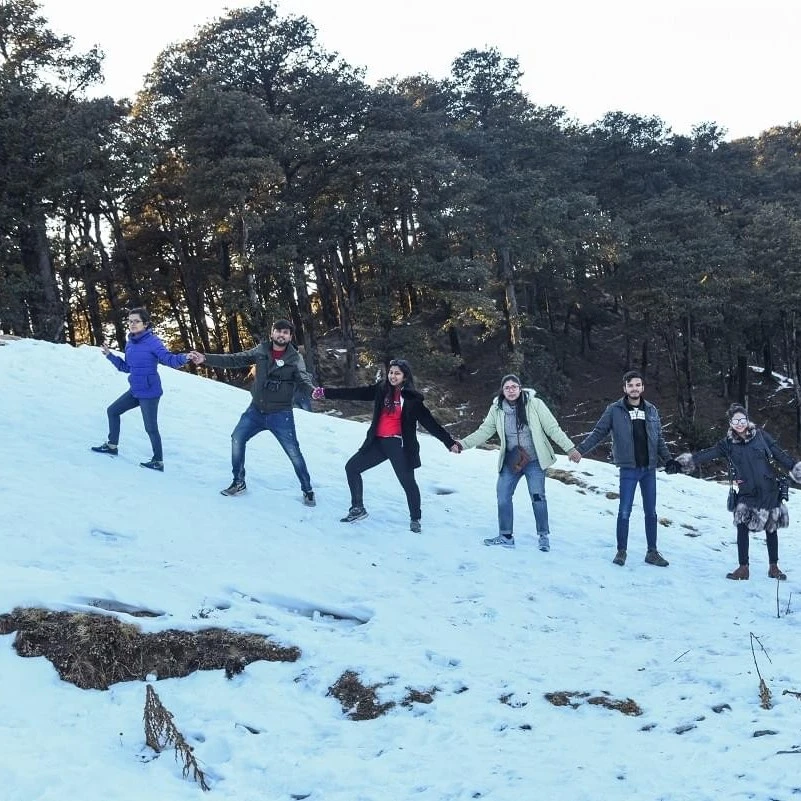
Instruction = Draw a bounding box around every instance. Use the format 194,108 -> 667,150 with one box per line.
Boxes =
401,688 -> 437,707
546,469 -> 588,488
327,670 -> 395,720
545,689 -> 642,716
326,672 -> 437,719
0,607 -> 300,689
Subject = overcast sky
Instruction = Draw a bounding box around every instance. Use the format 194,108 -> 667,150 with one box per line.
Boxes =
38,0 -> 800,140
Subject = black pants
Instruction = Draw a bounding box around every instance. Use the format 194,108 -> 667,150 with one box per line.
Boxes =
345,437 -> 421,520
736,523 -> 779,565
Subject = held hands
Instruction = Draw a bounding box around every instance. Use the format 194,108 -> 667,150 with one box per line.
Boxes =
567,448 -> 581,463
450,441 -> 463,454
311,386 -> 325,400
187,350 -> 206,365
664,459 -> 682,475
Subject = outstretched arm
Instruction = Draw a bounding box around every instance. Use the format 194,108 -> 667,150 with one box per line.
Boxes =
318,385 -> 380,402
416,403 -> 456,449
103,345 -> 129,373
150,336 -> 189,369
460,407 -> 499,451
576,405 -> 614,456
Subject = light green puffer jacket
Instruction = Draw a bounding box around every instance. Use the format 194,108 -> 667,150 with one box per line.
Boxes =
461,389 -> 575,472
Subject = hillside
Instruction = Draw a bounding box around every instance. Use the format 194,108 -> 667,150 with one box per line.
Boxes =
1,338 -> 800,801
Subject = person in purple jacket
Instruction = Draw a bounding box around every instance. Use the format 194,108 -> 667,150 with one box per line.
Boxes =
91,307 -> 189,471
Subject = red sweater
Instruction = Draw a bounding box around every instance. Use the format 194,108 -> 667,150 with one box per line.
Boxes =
375,389 -> 402,437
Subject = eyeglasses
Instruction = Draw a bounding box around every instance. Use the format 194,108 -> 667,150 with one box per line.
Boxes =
730,417 -> 748,425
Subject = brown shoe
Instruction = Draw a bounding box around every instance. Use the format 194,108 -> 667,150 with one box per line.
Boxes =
612,549 -> 627,566
645,550 -> 669,567
726,565 -> 749,580
768,563 -> 787,581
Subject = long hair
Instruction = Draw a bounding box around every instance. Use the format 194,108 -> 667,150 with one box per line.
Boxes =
384,358 -> 416,400
495,388 -> 529,428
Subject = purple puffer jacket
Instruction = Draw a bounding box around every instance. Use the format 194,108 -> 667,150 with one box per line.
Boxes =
106,329 -> 188,399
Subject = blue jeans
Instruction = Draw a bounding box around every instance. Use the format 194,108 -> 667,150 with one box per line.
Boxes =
107,390 -> 162,460
617,467 -> 658,550
496,447 -> 550,537
231,404 -> 312,492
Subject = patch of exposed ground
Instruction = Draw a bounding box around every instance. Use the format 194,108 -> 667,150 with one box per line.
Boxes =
545,689 -> 642,716
327,670 -> 437,720
0,608 -> 300,690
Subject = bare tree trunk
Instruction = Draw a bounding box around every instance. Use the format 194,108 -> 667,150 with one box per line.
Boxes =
499,246 -> 520,349
332,245 -> 357,385
682,313 -> 696,422
737,354 -> 748,408
20,209 -> 64,341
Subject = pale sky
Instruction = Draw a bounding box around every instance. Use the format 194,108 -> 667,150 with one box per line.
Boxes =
39,0 -> 800,140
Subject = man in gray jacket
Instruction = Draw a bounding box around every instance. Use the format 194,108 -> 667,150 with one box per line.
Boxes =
574,370 -> 677,567
188,319 -> 315,503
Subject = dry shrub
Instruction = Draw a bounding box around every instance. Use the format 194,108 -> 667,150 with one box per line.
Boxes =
759,678 -> 773,710
144,685 -> 209,791
1,607 -> 300,689
327,670 -> 395,720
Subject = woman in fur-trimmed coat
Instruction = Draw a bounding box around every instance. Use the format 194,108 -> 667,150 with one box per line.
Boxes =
673,404 -> 801,581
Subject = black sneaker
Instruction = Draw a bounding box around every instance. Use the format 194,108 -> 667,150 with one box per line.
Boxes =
221,479 -> 247,496
91,442 -> 118,455
303,490 -> 316,507
340,506 -> 367,523
140,459 -> 164,471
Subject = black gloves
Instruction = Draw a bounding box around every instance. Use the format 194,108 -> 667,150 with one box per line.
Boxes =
664,459 -> 681,475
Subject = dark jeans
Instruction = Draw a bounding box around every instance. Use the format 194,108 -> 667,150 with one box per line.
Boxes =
345,437 -> 420,520
107,390 -> 162,460
736,523 -> 779,565
231,404 -> 312,492
617,467 -> 658,551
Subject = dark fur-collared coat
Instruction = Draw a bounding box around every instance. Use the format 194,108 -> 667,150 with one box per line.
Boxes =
676,423 -> 801,533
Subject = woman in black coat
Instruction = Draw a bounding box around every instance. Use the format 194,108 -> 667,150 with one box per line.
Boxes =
674,404 -> 801,580
312,359 -> 460,532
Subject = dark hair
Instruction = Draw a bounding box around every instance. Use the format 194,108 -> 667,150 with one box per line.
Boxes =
622,370 -> 644,384
727,403 -> 748,420
495,382 -> 529,428
385,358 -> 416,394
127,307 -> 151,327
272,318 -> 294,333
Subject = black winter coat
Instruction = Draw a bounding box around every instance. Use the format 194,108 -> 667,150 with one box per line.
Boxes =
323,383 -> 456,469
692,425 -> 795,510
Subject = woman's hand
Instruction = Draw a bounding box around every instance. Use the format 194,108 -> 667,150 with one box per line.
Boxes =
101,344 -> 110,356
311,387 -> 325,400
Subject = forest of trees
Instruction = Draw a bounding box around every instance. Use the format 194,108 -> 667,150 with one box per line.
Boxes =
2,1 -> 801,440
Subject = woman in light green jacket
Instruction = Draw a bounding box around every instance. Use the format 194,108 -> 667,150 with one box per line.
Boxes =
458,374 -> 579,551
